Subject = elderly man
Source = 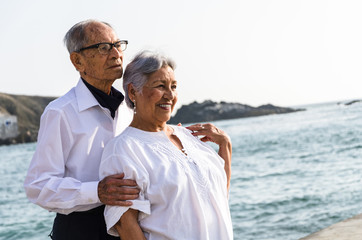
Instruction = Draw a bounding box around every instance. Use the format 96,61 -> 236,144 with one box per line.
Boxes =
24,20 -> 139,240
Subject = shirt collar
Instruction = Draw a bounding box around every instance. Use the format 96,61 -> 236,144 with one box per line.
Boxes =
75,79 -> 100,112
79,78 -> 124,118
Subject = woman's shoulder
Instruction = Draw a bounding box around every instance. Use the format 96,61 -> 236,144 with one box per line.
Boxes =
101,127 -> 150,168
107,126 -> 166,152
103,127 -> 138,153
112,127 -> 145,146
172,125 -> 203,144
170,124 -> 193,136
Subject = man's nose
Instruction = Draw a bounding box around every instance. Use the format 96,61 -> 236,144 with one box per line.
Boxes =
109,46 -> 123,58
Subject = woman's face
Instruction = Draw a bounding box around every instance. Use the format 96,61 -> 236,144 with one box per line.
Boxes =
134,65 -> 178,128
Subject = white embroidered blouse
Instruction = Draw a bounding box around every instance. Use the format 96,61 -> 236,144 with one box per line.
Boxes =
99,125 -> 233,240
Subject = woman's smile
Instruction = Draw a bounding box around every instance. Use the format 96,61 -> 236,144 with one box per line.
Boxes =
157,103 -> 172,110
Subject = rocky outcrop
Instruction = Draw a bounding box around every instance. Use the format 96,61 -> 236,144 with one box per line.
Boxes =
168,100 -> 304,124
0,93 -> 56,145
344,100 -> 362,106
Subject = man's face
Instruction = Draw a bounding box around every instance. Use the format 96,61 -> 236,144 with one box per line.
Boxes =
79,23 -> 124,86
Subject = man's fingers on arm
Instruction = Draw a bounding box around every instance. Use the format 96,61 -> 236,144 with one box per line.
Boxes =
116,193 -> 139,201
114,185 -> 140,195
103,184 -> 140,196
106,194 -> 139,206
106,173 -> 125,179
114,200 -> 134,207
103,175 -> 138,188
106,192 -> 139,200
105,199 -> 134,207
117,178 -> 138,187
100,191 -> 139,205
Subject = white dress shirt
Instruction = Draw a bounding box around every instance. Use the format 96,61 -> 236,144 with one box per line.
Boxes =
100,126 -> 233,240
24,79 -> 133,214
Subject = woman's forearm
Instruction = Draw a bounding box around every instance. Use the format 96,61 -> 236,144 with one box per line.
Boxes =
115,208 -> 146,240
218,137 -> 232,192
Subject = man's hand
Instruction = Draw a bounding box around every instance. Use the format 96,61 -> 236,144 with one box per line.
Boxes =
98,173 -> 140,206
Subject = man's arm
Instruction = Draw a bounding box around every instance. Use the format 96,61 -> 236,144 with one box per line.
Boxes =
24,108 -> 139,213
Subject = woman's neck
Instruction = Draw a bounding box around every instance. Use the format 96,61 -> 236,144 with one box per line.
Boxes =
130,118 -> 168,132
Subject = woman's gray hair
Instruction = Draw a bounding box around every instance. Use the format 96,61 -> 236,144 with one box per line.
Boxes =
63,19 -> 113,54
123,50 -> 176,109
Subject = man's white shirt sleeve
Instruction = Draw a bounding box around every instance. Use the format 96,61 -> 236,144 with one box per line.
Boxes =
24,79 -> 132,214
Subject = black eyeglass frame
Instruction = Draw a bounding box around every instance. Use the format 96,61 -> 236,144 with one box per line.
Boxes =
77,40 -> 128,54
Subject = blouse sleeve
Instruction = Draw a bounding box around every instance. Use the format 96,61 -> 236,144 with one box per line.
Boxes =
99,138 -> 151,236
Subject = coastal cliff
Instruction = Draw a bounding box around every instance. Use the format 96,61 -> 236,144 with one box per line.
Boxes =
0,93 -> 303,145
168,100 -> 303,124
0,93 -> 56,145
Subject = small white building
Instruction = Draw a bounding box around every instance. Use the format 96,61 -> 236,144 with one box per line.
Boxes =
0,114 -> 18,140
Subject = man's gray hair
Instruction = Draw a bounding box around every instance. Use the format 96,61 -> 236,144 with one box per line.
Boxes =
123,50 -> 176,109
63,19 -> 113,54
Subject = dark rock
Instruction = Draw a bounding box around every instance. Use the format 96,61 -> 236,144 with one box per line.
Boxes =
345,100 -> 362,106
168,100 -> 304,124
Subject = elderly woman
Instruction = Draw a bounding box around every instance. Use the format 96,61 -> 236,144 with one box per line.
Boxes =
99,51 -> 233,239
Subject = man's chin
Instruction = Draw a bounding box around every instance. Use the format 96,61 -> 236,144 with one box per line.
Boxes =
111,71 -> 123,80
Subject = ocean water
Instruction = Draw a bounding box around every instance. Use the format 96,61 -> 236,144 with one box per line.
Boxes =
1,101 -> 362,240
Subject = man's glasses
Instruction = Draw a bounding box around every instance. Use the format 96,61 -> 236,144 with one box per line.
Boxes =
78,40 -> 128,55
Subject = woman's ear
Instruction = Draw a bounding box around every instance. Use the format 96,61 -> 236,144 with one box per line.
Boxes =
70,52 -> 85,72
128,84 -> 136,101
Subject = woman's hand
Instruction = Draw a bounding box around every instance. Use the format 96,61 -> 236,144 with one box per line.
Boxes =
186,123 -> 232,192
186,123 -> 229,145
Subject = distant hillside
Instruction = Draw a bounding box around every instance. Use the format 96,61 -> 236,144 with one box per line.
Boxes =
168,100 -> 304,124
0,93 -> 56,145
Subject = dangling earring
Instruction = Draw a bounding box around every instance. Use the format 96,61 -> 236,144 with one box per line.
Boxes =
133,100 -> 137,115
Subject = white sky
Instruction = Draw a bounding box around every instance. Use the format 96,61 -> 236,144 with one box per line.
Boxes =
1,0 -> 362,110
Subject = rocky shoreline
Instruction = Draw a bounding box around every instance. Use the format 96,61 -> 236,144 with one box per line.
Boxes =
0,92 -> 304,145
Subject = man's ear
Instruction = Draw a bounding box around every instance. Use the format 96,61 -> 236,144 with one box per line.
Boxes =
70,52 -> 85,72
